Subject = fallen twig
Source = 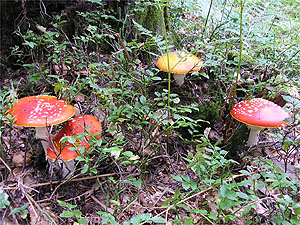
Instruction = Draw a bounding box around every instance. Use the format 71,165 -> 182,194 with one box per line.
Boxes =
91,195 -> 114,214
3,172 -> 130,190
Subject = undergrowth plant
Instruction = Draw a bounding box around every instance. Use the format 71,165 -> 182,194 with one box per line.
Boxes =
58,200 -> 87,225
0,87 -> 16,162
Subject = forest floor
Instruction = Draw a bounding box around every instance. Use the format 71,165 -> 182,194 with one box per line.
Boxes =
2,65 -> 299,224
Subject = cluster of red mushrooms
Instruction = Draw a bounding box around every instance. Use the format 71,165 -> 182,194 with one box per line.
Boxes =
7,52 -> 292,177
7,95 -> 102,177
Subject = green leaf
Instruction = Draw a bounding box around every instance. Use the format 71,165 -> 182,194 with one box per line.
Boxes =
181,174 -> 190,182
239,180 -> 253,186
171,174 -> 183,182
190,181 -> 197,190
177,204 -> 188,211
219,198 -> 233,210
182,182 -> 190,190
107,200 -> 118,207
188,209 -> 208,215
132,179 -> 142,189
29,73 -> 42,83
236,192 -> 249,200
282,95 -> 294,103
239,170 -> 251,176
122,151 -> 134,157
208,210 -> 217,220
0,193 -> 10,209
87,0 -> 104,6
20,210 -> 28,219
24,41 -> 36,49
161,198 -> 173,207
151,76 -> 162,81
66,202 -> 77,210
226,190 -> 237,200
96,211 -> 117,225
60,210 -> 74,218
174,189 -> 181,199
67,136 -> 77,144
130,213 -> 151,223
173,97 -> 180,104
129,155 -> 140,161
152,216 -> 166,223
53,83 -> 62,95
73,209 -> 82,217
9,204 -> 28,216
119,160 -> 132,165
140,95 -> 147,104
220,185 -> 228,197
81,164 -> 89,174
57,200 -> 66,207
104,146 -> 122,158
251,173 -> 261,180
78,218 -> 88,225
90,168 -> 97,174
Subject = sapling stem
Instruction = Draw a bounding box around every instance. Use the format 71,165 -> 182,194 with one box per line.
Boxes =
157,0 -> 171,151
231,0 -> 244,108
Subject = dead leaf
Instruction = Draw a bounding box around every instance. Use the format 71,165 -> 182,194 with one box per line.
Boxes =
75,93 -> 85,103
12,150 -> 32,168
93,107 -> 107,124
7,168 -> 36,193
54,64 -> 70,75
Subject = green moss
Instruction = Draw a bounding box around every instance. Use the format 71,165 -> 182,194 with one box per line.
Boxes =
134,4 -> 164,37
196,101 -> 220,124
274,75 -> 300,98
228,50 -> 259,66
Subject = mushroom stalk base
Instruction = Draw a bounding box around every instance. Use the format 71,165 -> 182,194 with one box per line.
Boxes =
35,127 -> 51,154
62,160 -> 75,178
173,73 -> 186,86
247,126 -> 262,146
47,158 -> 75,178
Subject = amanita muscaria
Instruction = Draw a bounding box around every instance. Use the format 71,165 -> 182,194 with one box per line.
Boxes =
46,115 -> 102,177
157,51 -> 203,86
230,98 -> 291,146
7,95 -> 75,154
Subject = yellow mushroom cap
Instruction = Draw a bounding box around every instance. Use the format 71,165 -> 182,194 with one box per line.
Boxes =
157,51 -> 203,74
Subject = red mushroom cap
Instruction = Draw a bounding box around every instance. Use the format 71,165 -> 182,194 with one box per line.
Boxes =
46,115 -> 102,161
230,98 -> 291,128
7,95 -> 75,127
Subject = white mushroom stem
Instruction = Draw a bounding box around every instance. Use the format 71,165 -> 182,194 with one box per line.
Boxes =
172,73 -> 186,86
61,160 -> 75,178
35,127 -> 51,154
47,158 -> 75,179
247,126 -> 262,146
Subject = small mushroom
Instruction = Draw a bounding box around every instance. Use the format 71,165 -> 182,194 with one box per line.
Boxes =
157,51 -> 203,86
230,98 -> 291,146
46,115 -> 102,177
7,95 -> 75,154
